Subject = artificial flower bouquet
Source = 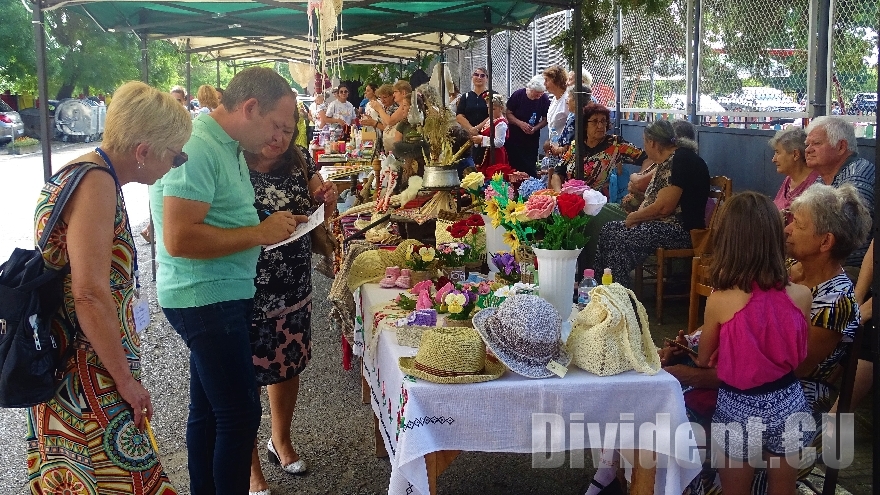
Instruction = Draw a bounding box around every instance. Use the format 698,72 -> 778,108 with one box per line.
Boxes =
484,176 -> 606,251
444,280 -> 492,320
436,242 -> 472,268
445,214 -> 485,263
404,243 -> 437,271
490,251 -> 521,283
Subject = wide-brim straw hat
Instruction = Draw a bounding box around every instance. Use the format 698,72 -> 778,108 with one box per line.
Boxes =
398,327 -> 506,384
472,295 -> 568,379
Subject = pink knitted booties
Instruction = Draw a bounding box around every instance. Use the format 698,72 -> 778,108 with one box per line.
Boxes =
395,268 -> 413,288
380,266 -> 401,288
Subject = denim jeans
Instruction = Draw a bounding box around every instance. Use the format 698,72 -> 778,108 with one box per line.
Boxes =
163,299 -> 261,495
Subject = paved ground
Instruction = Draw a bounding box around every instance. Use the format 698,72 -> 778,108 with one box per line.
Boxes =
0,144 -> 873,494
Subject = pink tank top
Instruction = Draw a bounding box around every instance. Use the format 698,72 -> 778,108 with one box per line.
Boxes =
716,285 -> 808,390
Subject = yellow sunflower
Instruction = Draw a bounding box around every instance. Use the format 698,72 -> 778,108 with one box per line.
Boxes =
502,231 -> 520,252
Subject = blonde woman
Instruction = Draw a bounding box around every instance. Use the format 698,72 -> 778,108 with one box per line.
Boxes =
197,84 -> 220,114
26,81 -> 192,494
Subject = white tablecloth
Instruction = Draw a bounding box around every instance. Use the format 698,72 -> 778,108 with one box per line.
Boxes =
357,285 -> 702,495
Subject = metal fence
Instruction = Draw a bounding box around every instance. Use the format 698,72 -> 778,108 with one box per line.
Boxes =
445,0 -> 878,131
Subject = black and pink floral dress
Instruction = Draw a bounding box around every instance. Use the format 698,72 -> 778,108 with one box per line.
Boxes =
249,159 -> 314,385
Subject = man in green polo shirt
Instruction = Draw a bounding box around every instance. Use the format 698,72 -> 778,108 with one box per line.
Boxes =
149,67 -> 305,495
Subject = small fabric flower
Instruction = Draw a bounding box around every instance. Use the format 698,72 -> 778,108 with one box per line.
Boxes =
502,230 -> 521,252
524,194 -> 555,220
557,193 -> 586,219
518,177 -> 546,201
418,246 -> 435,262
494,286 -> 517,298
461,172 -> 486,192
465,214 -> 485,227
582,188 -> 608,216
560,179 -> 590,196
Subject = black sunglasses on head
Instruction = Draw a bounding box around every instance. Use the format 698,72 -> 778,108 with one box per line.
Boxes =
168,148 -> 188,167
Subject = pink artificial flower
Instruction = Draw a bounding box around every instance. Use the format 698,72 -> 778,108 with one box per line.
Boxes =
524,194 -> 556,220
411,280 -> 434,295
478,281 -> 491,295
561,179 -> 590,196
435,282 -> 454,304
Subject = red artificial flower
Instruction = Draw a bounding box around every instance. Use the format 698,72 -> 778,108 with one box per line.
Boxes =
434,276 -> 451,290
465,214 -> 485,227
470,226 -> 479,235
483,164 -> 515,181
447,222 -> 471,239
557,193 -> 586,219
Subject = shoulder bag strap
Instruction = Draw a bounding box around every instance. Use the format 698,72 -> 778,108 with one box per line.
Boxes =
37,163 -> 113,252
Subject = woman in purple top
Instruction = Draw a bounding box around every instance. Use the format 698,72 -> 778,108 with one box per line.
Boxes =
770,127 -> 820,219
504,75 -> 550,176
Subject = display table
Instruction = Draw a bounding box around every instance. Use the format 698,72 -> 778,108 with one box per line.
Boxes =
356,283 -> 702,495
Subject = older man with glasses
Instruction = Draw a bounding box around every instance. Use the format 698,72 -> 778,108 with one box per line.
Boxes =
321,84 -> 356,126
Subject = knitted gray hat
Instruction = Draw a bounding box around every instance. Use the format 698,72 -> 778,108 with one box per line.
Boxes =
472,295 -> 568,379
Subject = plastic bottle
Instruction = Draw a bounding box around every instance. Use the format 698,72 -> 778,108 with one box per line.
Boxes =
528,112 -> 537,126
577,269 -> 599,309
602,268 -> 613,285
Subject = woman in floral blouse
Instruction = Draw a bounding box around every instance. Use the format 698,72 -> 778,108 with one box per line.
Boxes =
551,102 -> 646,197
245,106 -> 337,494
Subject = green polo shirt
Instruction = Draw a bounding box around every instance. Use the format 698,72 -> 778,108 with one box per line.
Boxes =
150,113 -> 260,309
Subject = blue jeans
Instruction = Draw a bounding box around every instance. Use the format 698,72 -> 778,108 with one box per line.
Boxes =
163,299 -> 261,495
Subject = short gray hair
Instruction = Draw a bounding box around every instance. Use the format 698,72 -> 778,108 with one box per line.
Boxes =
525,75 -> 546,93
645,119 -> 698,152
221,67 -> 293,114
789,183 -> 871,263
769,127 -> 807,155
806,116 -> 858,154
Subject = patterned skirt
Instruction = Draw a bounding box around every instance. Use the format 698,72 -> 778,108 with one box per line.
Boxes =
26,339 -> 177,495
251,294 -> 313,386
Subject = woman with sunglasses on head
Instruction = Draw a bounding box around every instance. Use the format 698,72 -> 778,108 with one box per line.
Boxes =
245,103 -> 337,495
26,81 -> 191,494
550,103 -> 646,197
456,67 -> 492,165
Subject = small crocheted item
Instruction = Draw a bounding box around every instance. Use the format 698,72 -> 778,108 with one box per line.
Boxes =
380,266 -> 401,288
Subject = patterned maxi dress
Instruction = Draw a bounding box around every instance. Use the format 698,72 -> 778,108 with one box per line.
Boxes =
26,164 -> 176,494
249,157 -> 314,386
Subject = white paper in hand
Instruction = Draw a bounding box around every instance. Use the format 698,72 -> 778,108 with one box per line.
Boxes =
264,207 -> 325,251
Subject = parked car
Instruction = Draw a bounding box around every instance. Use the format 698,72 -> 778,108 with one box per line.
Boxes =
0,100 -> 25,146
665,94 -> 726,113
849,92 -> 877,114
725,87 -> 801,112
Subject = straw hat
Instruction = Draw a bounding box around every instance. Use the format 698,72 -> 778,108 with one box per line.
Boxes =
398,327 -> 506,384
567,284 -> 660,376
472,295 -> 568,379
347,239 -> 423,290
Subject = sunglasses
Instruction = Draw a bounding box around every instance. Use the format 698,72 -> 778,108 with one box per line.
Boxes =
472,72 -> 487,78
339,90 -> 349,94
168,148 -> 188,168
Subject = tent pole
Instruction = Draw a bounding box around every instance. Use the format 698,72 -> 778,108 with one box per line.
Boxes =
140,33 -> 149,84
216,59 -> 221,88
439,34 -> 446,108
873,39 -> 879,495
614,5 -> 622,133
688,0 -> 701,124
32,0 -> 52,182
485,8 -> 494,168
812,0 -> 831,116
186,38 -> 192,109
573,1 -> 584,180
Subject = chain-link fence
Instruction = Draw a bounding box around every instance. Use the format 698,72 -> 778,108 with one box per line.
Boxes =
445,0 -> 878,128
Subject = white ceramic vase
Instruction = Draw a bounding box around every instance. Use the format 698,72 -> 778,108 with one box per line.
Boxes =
481,214 -> 507,273
533,247 -> 583,322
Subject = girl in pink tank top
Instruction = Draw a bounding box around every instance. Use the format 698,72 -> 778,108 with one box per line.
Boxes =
695,192 -> 814,495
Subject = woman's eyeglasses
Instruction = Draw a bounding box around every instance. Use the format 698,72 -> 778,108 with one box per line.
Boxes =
472,72 -> 487,79
168,149 -> 188,168
587,119 -> 608,126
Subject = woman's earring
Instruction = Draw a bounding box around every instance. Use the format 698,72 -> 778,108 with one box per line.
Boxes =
137,161 -> 144,170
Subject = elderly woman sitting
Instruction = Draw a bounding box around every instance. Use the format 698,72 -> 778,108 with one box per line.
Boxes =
770,127 -> 820,216
593,119 -> 709,287
662,183 -> 871,495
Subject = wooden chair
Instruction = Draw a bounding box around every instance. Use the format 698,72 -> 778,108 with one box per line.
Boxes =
636,175 -> 731,323
687,255 -> 713,331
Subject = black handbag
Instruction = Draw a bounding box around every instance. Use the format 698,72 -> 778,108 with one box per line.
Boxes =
0,163 -> 108,407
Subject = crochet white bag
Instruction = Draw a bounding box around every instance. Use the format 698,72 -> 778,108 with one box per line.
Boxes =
567,283 -> 661,376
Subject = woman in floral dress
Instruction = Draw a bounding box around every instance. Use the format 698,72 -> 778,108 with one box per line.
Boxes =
246,107 -> 337,494
26,81 -> 191,494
